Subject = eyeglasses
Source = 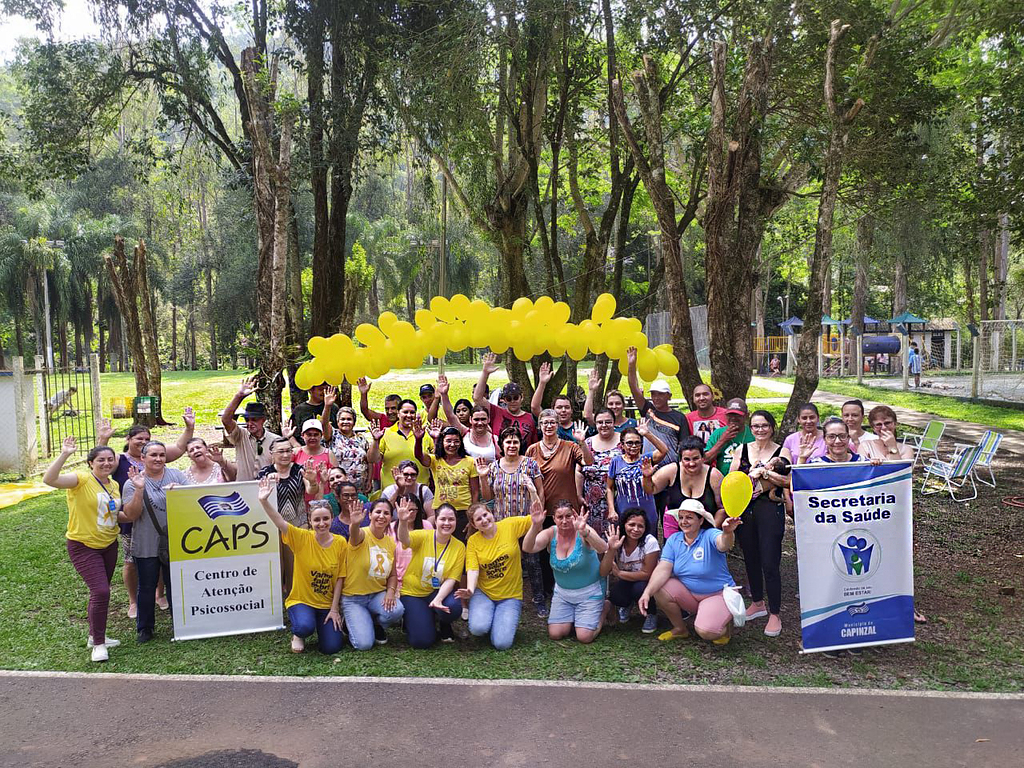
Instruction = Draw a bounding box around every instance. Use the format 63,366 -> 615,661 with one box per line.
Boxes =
623,440 -> 642,447
401,472 -> 418,479
750,423 -> 772,430
824,434 -> 848,442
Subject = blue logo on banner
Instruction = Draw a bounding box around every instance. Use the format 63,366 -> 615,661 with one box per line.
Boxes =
198,492 -> 250,520
846,603 -> 869,616
838,535 -> 874,575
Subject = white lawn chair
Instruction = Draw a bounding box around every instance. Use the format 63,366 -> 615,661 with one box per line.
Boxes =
920,444 -> 982,502
952,430 -> 1003,488
903,420 -> 945,470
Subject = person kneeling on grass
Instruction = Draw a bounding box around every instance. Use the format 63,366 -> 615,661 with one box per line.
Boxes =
340,498 -> 405,649
639,499 -> 742,645
397,503 -> 466,648
522,498 -> 608,644
43,436 -> 124,662
456,502 -> 533,650
258,478 -> 346,654
601,508 -> 661,634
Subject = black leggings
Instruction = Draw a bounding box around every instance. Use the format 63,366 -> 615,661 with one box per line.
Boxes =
608,578 -> 655,615
736,496 -> 785,615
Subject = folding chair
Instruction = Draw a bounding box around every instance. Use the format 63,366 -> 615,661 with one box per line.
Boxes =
903,420 -> 946,470
952,430 -> 1002,488
920,444 -> 982,502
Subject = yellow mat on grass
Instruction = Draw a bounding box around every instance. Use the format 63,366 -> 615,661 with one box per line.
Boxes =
0,482 -> 55,510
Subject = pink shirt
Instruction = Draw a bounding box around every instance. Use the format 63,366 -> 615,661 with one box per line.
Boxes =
783,431 -> 826,462
294,448 -> 332,502
686,406 -> 729,445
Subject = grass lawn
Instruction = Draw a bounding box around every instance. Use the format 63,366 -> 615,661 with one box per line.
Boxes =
811,380 -> 1024,432
3,460 -> 1021,690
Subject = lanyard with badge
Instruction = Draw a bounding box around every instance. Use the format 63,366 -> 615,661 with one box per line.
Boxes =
431,532 -> 451,589
92,474 -> 118,513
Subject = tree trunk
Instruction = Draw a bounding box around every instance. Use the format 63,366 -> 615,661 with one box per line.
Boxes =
207,269 -> 217,369
98,320 -> 105,373
978,228 -> 990,322
104,236 -> 152,425
171,304 -> 178,371
15,311 -> 25,358
134,240 -> 168,424
189,296 -> 197,370
995,213 -> 1009,322
851,213 -> 873,339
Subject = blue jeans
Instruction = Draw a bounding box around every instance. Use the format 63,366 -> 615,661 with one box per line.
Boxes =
401,592 -> 461,649
608,578 -> 655,615
287,603 -> 344,654
135,557 -> 171,636
342,592 -> 405,651
468,590 -> 522,650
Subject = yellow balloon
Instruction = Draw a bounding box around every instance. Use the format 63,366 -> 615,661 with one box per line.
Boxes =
657,349 -> 680,377
511,296 -> 534,317
721,472 -> 753,518
431,296 -> 455,323
551,302 -> 571,326
637,348 -> 660,381
450,293 -> 471,320
617,356 -> 630,376
567,339 -> 589,361
624,317 -> 643,334
415,308 -> 438,329
294,361 -> 319,390
448,322 -> 469,352
629,331 -> 649,350
468,299 -> 490,323
390,320 -> 416,341
513,342 -> 533,361
469,320 -> 491,348
426,325 -> 449,359
355,323 -> 387,348
533,295 -> 554,321
591,293 -> 616,324
307,335 -> 331,357
378,311 -> 398,335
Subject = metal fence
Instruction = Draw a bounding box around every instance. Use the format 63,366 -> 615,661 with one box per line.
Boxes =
645,306 -> 710,370
27,354 -> 101,461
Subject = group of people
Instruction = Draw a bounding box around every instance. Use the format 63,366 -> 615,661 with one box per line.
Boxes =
46,346 -> 921,662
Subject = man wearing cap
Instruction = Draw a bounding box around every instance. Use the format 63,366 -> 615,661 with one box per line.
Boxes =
473,352 -> 537,446
221,377 -> 281,480
704,398 -> 754,475
289,382 -> 339,444
686,384 -> 728,445
625,346 -> 691,466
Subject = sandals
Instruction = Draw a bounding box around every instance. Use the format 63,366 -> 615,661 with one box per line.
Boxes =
657,627 -> 689,642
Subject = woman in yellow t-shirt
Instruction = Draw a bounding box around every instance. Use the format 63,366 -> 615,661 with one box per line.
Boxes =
456,502 -> 535,650
398,502 -> 466,647
258,477 -> 346,654
341,498 -> 405,649
43,436 -> 123,662
415,423 -> 480,542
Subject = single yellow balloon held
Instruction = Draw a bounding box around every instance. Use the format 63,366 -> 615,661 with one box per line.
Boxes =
721,472 -> 753,518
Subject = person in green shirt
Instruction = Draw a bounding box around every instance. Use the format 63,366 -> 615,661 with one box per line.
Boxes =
703,398 -> 754,475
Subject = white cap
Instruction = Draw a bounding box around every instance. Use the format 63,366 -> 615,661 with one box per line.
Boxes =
649,379 -> 672,394
670,499 -> 716,527
301,418 -> 324,434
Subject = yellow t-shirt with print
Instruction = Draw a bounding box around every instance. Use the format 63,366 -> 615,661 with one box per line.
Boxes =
401,529 -> 467,598
380,425 -> 433,488
426,455 -> 479,510
466,515 -> 532,601
282,524 -> 347,609
66,471 -> 120,549
342,529 -> 397,596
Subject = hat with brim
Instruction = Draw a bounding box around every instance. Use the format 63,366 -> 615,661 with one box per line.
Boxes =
240,402 -> 268,420
668,499 -> 716,527
724,398 -> 748,416
301,418 -> 324,434
649,379 -> 672,394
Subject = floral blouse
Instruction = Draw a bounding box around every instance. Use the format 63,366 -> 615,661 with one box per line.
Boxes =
330,431 -> 370,494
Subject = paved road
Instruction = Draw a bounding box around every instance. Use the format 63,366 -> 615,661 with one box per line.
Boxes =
2,672 -> 1022,768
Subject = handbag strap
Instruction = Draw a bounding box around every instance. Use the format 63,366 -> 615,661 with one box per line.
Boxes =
141,488 -> 168,538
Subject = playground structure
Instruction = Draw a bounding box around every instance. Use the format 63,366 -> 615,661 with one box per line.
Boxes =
754,316 -> 1024,403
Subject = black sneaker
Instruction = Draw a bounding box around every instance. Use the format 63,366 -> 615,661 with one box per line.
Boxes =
136,629 -> 153,644
373,624 -> 388,645
438,623 -> 455,643
534,603 -> 549,619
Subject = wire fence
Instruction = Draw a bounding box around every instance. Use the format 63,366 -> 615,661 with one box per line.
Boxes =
26,357 -> 100,460
644,306 -> 710,370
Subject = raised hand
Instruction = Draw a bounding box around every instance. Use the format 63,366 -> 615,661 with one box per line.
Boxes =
396,497 -> 417,524
538,361 -> 553,385
636,417 -> 649,437
95,418 -> 113,443
282,423 -> 296,441
606,528 -> 623,551
572,420 -> 588,444
348,498 -> 366,527
238,376 -> 257,397
412,415 -> 425,440
474,456 -> 491,477
529,499 -> 546,528
356,377 -> 371,395
640,454 -> 655,479
208,444 -> 225,464
183,405 -> 196,429
481,352 -> 499,376
302,462 -> 318,489
257,475 -> 274,501
572,513 -> 588,534
436,374 -> 450,396
369,419 -> 385,442
587,366 -> 601,392
323,386 -> 338,408
60,435 -> 77,455
798,431 -> 816,460
427,418 -> 444,440
722,515 -> 743,534
128,465 -> 146,489
626,346 -> 638,366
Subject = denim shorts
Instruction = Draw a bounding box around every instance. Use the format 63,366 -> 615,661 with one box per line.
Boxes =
548,581 -> 605,630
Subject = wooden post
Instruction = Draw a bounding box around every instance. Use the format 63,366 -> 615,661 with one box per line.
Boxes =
840,326 -> 846,377
956,326 -> 962,372
786,333 -> 796,376
856,333 -> 864,385
33,354 -> 48,457
12,357 -> 35,475
89,353 -> 102,427
817,331 -> 824,377
971,332 -> 980,398
902,331 -> 909,392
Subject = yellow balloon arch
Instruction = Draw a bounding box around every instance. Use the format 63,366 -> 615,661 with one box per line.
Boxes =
293,293 -> 679,389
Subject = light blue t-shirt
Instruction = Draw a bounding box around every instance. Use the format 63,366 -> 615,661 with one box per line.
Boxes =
660,527 -> 735,594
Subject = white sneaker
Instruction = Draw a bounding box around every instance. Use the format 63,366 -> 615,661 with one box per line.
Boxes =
87,636 -> 121,649
90,645 -> 109,662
